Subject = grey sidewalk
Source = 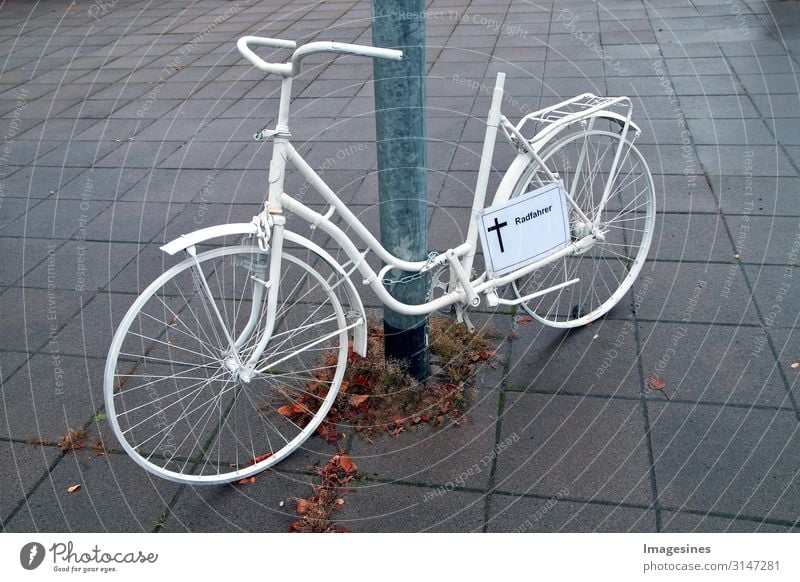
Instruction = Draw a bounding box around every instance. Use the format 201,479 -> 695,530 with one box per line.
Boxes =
1,0 -> 799,532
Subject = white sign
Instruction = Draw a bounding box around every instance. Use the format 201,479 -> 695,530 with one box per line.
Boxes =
476,181 -> 570,278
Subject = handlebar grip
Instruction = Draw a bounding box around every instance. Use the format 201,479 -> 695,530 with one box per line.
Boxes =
237,36 -> 296,75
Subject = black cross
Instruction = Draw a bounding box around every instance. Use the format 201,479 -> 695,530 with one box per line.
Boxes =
487,217 -> 508,252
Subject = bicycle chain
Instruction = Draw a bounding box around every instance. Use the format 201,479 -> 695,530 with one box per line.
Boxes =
381,251 -> 443,302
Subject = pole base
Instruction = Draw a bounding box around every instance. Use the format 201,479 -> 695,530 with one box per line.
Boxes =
383,319 -> 429,382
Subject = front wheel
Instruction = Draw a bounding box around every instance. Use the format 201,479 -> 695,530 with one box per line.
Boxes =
507,129 -> 656,327
104,245 -> 350,484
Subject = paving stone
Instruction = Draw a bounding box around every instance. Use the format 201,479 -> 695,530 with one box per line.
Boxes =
133,117 -> 206,142
649,401 -> 800,522
678,95 -> 761,119
0,138 -> 63,166
4,198 -> 110,238
652,173 -> 719,213
85,201 -> 187,243
670,74 -> 745,96
167,470 -> 314,532
334,482 -> 486,532
649,212 -> 737,263
507,318 -> 642,398
0,354 -> 103,442
0,441 -> 61,527
73,118 -> 146,141
347,390 -> 499,489
495,393 -> 653,505
0,197 -> 40,233
54,167 -> 151,201
634,119 -> 690,145
766,118 -> 800,146
0,286 -> 87,354
487,493 -> 657,532
745,264 -> 800,329
634,261 -> 760,325
697,145 -> 797,177
157,141 -> 245,170
660,510 -> 795,532
121,168 -> 216,203
32,139 -> 120,167
3,451 -> 181,532
23,240 -> 140,293
0,165 -> 83,200
728,215 -> 800,264
48,291 -> 138,358
738,73 -> 800,95
710,174 -> 800,217
685,117 -> 776,145
639,322 -> 789,408
636,144 -> 701,175
98,140 -> 184,169
0,235 -> 59,287
0,350 -> 29,386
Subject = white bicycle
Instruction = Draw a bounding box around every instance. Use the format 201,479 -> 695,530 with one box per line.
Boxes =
105,36 -> 656,484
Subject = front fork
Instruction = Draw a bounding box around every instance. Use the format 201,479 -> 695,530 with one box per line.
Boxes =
232,213 -> 285,382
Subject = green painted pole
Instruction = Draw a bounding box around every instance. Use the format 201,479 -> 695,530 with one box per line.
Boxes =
371,0 -> 428,380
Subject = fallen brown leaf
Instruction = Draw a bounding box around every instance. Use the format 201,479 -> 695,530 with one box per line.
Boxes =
647,376 -> 667,390
67,484 -> 81,493
351,394 -> 369,407
296,498 -> 309,515
337,454 -> 357,474
243,452 -> 273,467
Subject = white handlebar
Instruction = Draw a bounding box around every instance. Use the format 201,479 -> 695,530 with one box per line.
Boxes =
237,36 -> 403,77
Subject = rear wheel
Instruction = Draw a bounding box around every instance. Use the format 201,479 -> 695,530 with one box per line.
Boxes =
507,129 -> 655,327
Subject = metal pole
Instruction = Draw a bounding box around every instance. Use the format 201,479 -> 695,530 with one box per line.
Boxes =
371,0 -> 428,380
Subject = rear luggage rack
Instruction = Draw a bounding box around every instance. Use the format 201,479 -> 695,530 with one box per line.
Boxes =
507,93 -> 639,150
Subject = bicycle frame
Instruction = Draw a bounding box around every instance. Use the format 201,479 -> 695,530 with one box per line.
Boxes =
162,42 -> 639,375
258,71 -> 602,325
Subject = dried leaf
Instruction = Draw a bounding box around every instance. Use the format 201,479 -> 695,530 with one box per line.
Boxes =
237,476 -> 256,485
791,362 -> 799,369
296,498 -> 309,515
516,315 -> 534,325
351,394 -> 369,407
277,403 -> 304,417
647,376 -> 667,390
243,452 -> 273,467
335,498 -> 345,506
337,454 -> 357,474
67,484 -> 81,493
